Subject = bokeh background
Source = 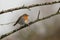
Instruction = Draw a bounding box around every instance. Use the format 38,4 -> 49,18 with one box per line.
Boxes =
0,0 -> 60,40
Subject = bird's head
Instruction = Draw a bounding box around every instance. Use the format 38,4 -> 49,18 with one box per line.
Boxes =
23,14 -> 29,20
23,14 -> 29,24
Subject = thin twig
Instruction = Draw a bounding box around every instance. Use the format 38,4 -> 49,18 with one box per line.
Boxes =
0,8 -> 60,40
0,1 -> 60,14
37,10 -> 40,19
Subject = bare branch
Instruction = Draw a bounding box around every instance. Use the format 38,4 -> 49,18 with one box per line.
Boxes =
0,1 -> 60,14
0,8 -> 60,40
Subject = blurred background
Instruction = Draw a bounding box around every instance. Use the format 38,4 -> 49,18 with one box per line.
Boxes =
0,0 -> 60,40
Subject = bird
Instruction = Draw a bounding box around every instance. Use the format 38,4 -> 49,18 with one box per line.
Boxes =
13,14 -> 29,26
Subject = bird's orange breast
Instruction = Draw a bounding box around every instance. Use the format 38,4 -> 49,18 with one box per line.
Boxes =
23,16 -> 28,20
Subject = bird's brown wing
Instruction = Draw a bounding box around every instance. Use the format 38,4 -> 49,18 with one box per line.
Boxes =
13,16 -> 22,26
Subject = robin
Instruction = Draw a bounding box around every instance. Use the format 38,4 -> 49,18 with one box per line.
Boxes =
13,14 -> 29,26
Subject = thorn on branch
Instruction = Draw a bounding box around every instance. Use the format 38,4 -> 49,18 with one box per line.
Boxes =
37,10 -> 40,19
57,8 -> 60,13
